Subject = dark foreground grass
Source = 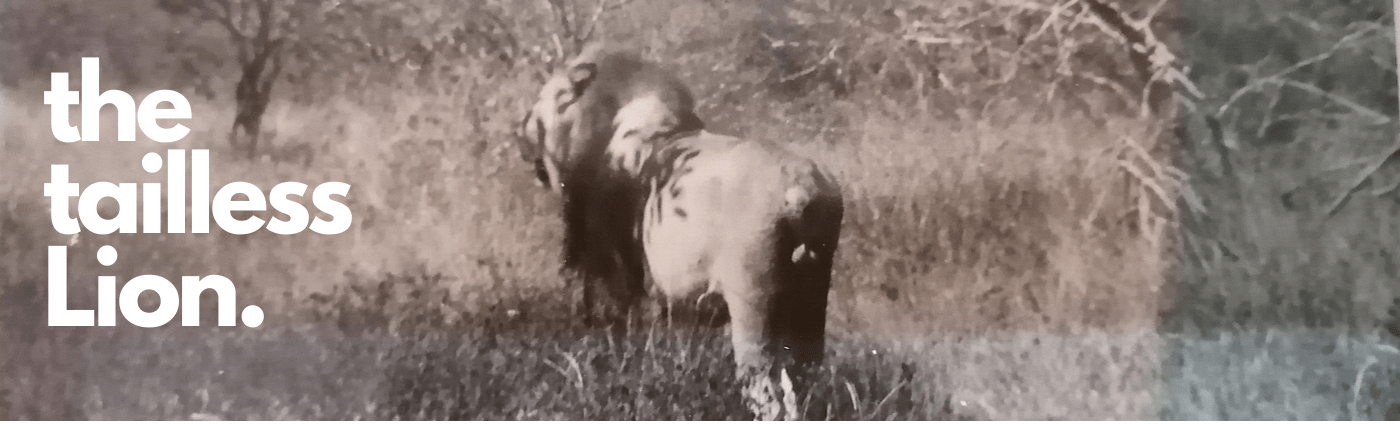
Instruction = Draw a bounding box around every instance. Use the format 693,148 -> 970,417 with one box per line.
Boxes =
0,272 -> 964,420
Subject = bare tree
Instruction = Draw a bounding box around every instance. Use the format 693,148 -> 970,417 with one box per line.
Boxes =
159,0 -> 294,159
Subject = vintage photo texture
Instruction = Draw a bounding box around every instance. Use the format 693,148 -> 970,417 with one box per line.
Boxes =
0,0 -> 1397,420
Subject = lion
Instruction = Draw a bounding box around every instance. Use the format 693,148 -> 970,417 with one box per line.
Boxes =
516,43 -> 844,420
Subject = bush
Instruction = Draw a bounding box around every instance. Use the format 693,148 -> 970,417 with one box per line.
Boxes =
1172,0 -> 1399,331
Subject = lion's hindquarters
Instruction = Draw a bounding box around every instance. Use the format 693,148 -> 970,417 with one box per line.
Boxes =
643,135 -> 843,365
641,135 -> 784,300
635,133 -> 840,420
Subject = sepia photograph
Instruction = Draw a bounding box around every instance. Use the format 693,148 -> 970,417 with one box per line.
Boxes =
0,0 -> 1397,420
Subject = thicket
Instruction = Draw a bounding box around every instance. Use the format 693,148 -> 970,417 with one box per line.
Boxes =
1172,0 -> 1400,332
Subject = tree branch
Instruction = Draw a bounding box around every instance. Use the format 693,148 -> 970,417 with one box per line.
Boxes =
1276,79 -> 1393,124
1217,26 -> 1386,117
576,0 -> 609,44
544,0 -> 575,55
1326,144 -> 1400,217
259,38 -> 286,95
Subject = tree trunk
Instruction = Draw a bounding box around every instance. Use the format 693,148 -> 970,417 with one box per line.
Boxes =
231,39 -> 283,160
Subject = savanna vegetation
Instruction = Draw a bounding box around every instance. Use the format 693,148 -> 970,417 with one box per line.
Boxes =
0,0 -> 1397,420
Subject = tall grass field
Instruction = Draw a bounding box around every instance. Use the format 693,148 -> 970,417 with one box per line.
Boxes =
2,0 -> 1399,420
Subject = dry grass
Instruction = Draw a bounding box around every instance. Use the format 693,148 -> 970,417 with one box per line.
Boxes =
0,78 -> 1176,419
1,29 -> 1397,418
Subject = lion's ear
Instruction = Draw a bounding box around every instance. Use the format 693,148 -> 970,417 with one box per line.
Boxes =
568,63 -> 597,91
